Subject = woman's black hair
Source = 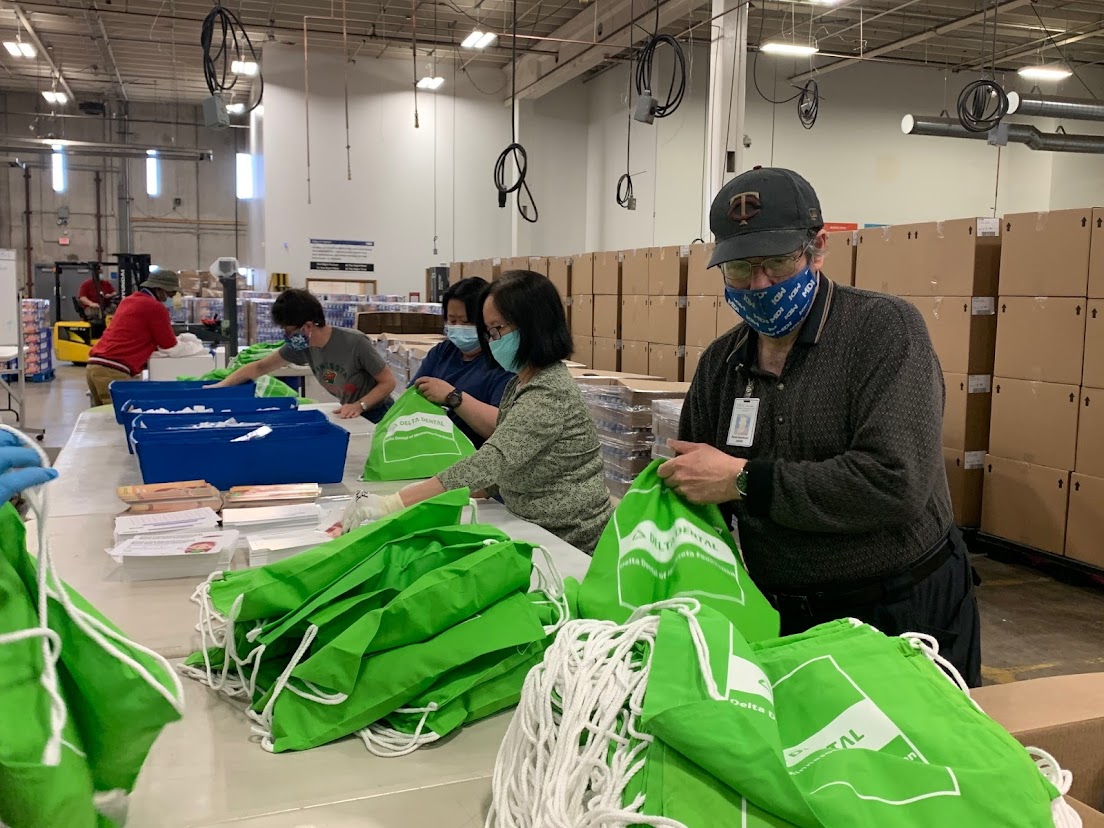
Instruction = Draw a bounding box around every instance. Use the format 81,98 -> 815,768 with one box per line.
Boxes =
272,288 -> 327,327
479,270 -> 573,369
441,277 -> 489,323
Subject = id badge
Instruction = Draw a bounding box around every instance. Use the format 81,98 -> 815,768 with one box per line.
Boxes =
726,398 -> 759,448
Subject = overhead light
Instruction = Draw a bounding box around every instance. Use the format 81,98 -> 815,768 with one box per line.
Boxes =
1017,65 -> 1072,81
146,149 -> 160,197
416,76 -> 445,90
149,265 -> 160,273
4,41 -> 36,58
461,30 -> 497,49
226,102 -> 246,114
51,146 -> 66,193
231,60 -> 258,76
236,152 -> 255,200
42,90 -> 68,105
761,40 -> 820,57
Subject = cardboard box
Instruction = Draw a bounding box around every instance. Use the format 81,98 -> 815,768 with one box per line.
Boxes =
919,217 -> 1001,296
1091,209 -> 1104,299
465,259 -> 500,281
717,300 -> 741,337
548,257 -> 571,299
569,368 -> 664,384
649,296 -> 686,346
688,243 -> 720,296
685,345 -> 705,381
356,312 -> 443,336
593,295 -> 621,340
448,262 -> 464,285
989,378 -> 1080,469
620,249 -> 649,295
905,296 -> 997,375
994,297 -> 1087,385
974,673 -> 1104,817
592,337 -> 620,372
621,340 -> 650,375
1077,388 -> 1104,478
982,456 -> 1070,554
1000,208 -> 1094,297
1067,473 -> 1104,567
621,295 -> 651,343
648,343 -> 684,382
943,448 -> 984,527
574,335 -> 594,368
501,256 -> 529,274
826,229 -> 857,286
942,372 -> 992,452
594,251 -> 622,296
685,295 -> 720,349
855,224 -> 924,295
572,254 -> 594,295
1085,301 -> 1104,388
570,295 -> 594,339
649,246 -> 688,296
528,256 -> 549,276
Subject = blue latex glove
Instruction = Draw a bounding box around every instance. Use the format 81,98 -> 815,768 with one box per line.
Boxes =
0,432 -> 57,501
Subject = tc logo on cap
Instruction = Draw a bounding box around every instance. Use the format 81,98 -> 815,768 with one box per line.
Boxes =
728,191 -> 761,225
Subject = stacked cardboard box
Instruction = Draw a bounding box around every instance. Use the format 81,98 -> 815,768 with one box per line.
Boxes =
685,243 -> 720,382
826,229 -> 858,286
583,251 -> 618,372
647,247 -> 688,383
571,253 -> 596,368
982,207 -> 1103,563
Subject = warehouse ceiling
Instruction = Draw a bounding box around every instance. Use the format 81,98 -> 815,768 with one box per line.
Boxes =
0,0 -> 1101,105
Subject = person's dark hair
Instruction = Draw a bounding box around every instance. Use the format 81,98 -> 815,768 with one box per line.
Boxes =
442,277 -> 489,322
480,270 -> 573,369
272,288 -> 326,328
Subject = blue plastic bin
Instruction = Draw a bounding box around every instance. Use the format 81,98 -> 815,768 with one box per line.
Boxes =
133,419 -> 351,489
124,398 -> 301,454
109,380 -> 255,423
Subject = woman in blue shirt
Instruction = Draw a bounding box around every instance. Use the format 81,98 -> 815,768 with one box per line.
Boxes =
412,277 -> 513,447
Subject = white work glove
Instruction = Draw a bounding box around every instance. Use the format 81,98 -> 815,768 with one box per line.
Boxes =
341,491 -> 405,534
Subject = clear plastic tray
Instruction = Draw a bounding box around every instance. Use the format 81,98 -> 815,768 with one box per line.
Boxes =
651,398 -> 684,442
595,420 -> 654,451
601,441 -> 652,477
651,441 -> 676,460
585,400 -> 654,430
605,468 -> 636,501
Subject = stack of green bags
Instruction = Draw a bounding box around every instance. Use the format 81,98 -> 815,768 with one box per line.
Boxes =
178,342 -> 309,401
487,461 -> 1082,828
182,488 -> 568,755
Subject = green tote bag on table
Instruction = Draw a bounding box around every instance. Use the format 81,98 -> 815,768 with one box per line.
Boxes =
362,386 -> 475,481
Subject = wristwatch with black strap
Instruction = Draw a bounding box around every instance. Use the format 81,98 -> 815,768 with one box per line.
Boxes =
444,388 -> 464,410
735,466 -> 750,499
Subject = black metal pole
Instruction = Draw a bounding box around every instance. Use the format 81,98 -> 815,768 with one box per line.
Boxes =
220,274 -> 239,360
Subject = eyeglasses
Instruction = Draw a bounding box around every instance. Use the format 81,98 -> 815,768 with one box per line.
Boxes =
720,248 -> 808,289
485,322 -> 515,341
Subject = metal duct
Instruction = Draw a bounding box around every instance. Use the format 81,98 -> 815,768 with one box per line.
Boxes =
901,115 -> 1104,154
0,138 -> 213,161
1007,92 -> 1104,123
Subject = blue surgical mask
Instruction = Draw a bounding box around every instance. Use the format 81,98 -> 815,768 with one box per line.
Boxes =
446,325 -> 481,354
285,328 -> 311,351
489,329 -> 523,373
724,266 -> 818,339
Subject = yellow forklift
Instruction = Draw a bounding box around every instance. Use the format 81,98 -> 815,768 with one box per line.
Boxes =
52,260 -> 119,364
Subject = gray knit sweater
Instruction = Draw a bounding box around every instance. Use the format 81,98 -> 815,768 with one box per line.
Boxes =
438,361 -> 613,553
679,277 -> 953,590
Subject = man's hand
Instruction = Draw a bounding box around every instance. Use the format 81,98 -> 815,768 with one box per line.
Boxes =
414,377 -> 455,406
336,403 -> 363,420
656,440 -> 746,505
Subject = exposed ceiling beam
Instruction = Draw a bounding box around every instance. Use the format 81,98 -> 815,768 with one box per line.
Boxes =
959,19 -> 1104,70
10,3 -> 75,101
788,0 -> 1036,83
86,2 -> 129,101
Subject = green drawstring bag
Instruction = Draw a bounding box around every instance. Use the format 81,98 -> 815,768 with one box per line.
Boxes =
642,606 -> 1072,828
362,386 -> 475,481
253,591 -> 547,753
577,460 -> 779,642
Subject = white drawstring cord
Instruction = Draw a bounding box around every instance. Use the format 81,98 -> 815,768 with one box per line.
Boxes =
358,703 -> 442,757
532,545 -> 570,636
0,623 -> 66,765
464,497 -> 480,525
902,632 -> 984,713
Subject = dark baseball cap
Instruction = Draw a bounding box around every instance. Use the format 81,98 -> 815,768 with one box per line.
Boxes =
707,167 -> 824,268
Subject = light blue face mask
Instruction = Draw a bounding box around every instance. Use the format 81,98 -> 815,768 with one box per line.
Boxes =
489,329 -> 523,373
446,325 -> 481,354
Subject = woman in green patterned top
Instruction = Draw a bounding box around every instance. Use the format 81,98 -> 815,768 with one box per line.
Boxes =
352,271 -> 613,553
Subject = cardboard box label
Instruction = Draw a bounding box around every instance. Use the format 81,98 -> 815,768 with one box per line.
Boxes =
971,297 -> 996,315
968,374 -> 992,394
976,218 -> 1000,237
964,451 -> 985,470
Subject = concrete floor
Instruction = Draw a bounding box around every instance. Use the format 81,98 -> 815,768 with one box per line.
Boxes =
9,364 -> 1104,685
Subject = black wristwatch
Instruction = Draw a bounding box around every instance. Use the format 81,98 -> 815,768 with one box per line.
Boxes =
444,389 -> 463,410
735,467 -> 750,499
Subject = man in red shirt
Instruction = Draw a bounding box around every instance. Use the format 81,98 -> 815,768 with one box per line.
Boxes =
85,270 -> 181,406
77,275 -> 116,317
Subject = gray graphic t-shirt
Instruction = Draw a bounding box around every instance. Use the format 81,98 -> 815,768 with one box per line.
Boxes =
279,326 -> 387,404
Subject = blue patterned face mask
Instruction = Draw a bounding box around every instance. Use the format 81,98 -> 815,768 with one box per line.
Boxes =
724,266 -> 818,338
285,328 -> 311,351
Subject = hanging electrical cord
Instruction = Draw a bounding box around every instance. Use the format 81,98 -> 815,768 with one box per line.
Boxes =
956,0 -> 1006,133
493,0 -> 538,223
200,3 -> 264,112
616,0 -> 636,209
633,1 -> 686,121
797,79 -> 819,129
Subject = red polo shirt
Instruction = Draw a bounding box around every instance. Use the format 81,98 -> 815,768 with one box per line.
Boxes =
88,290 -> 177,376
78,278 -> 116,305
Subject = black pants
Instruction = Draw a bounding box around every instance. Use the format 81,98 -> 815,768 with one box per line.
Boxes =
772,528 -> 982,688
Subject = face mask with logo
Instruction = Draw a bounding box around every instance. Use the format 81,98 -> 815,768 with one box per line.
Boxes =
446,325 -> 481,354
725,266 -> 818,339
489,329 -> 523,373
285,327 -> 311,351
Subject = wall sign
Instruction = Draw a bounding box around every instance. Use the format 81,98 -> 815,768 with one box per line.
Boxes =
308,238 -> 375,272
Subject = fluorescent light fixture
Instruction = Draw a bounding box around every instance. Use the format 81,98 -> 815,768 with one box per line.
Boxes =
236,152 -> 254,200
18,42 -> 35,57
4,41 -> 35,57
416,76 -> 445,90
231,60 -> 258,76
51,147 -> 66,193
226,102 -> 246,114
3,42 -> 20,56
42,90 -> 67,105
761,40 -> 820,56
461,30 -> 497,49
1017,65 -> 1072,81
146,149 -> 160,197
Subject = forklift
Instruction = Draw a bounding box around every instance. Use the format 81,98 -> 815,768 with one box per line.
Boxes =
52,260 -> 119,364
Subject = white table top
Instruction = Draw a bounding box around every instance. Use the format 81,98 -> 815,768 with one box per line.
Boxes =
42,405 -> 593,827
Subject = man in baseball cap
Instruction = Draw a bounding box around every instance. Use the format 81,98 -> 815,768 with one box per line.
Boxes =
659,167 -> 981,685
85,269 -> 184,406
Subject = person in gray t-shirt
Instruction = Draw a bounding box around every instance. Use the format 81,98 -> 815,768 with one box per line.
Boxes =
212,289 -> 397,422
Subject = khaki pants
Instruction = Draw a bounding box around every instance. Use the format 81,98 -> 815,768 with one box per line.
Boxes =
86,364 -> 132,407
